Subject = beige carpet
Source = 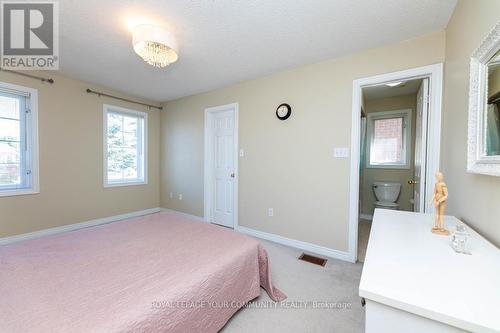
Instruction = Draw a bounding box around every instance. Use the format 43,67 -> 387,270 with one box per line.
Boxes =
221,240 -> 365,333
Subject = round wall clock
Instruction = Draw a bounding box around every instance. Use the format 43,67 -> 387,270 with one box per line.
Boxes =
276,103 -> 292,120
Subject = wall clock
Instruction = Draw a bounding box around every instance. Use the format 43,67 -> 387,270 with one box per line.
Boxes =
276,103 -> 292,120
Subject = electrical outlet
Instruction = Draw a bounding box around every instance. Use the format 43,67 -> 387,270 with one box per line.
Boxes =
178,194 -> 183,200
268,208 -> 274,217
239,149 -> 245,157
169,192 -> 173,199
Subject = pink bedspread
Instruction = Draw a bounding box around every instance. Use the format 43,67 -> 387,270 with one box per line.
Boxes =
0,211 -> 285,332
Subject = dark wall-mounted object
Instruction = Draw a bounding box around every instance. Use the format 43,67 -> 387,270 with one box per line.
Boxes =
276,103 -> 292,120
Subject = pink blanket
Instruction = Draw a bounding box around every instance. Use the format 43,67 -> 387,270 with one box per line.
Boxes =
0,211 -> 285,332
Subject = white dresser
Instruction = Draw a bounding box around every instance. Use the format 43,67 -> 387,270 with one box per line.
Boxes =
359,209 -> 500,333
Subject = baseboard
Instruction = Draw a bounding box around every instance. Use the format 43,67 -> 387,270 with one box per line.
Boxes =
0,207 -> 161,246
159,207 -> 206,222
236,225 -> 353,263
159,208 -> 352,263
359,214 -> 373,221
2,207 -> 353,263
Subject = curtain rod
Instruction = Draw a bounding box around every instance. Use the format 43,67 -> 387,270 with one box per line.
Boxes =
0,68 -> 54,84
86,88 -> 162,110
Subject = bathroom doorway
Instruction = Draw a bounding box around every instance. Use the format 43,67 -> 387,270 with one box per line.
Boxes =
348,64 -> 443,263
357,78 -> 425,261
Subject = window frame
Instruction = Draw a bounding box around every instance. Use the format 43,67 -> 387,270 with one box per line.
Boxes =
103,104 -> 148,188
0,81 -> 39,197
366,109 -> 412,169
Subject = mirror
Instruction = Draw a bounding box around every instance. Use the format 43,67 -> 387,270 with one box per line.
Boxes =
467,22 -> 500,176
486,50 -> 500,156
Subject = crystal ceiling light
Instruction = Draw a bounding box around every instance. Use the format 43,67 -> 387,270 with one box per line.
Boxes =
132,24 -> 178,68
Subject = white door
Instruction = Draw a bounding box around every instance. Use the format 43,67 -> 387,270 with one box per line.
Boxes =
413,78 -> 429,212
206,108 -> 236,228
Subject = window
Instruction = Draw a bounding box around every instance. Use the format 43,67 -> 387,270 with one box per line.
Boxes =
103,105 -> 147,187
366,109 -> 412,169
0,82 -> 38,196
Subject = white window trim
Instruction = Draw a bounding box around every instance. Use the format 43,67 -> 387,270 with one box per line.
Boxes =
103,104 -> 148,188
0,81 -> 39,197
366,109 -> 412,169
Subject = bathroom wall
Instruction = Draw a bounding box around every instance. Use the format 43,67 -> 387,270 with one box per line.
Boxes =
360,93 -> 417,216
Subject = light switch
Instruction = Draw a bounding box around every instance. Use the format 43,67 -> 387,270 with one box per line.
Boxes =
334,147 -> 350,158
239,149 -> 245,157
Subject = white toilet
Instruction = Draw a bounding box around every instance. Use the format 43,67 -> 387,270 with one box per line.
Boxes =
372,182 -> 401,210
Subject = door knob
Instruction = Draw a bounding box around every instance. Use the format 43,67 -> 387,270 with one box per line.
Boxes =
408,180 -> 418,185
230,172 -> 235,178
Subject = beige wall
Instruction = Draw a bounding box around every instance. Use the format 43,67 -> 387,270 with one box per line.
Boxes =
442,0 -> 500,247
361,94 -> 417,215
0,72 -> 160,237
161,31 -> 445,252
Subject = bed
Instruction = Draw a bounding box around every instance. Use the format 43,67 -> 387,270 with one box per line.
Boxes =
0,211 -> 285,332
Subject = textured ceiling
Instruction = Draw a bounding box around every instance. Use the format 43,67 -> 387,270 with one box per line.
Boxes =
58,0 -> 457,102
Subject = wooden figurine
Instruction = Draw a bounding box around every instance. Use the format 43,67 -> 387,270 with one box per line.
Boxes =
431,172 -> 449,236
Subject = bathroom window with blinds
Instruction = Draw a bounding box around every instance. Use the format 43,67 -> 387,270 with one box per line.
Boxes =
366,109 -> 412,169
103,105 -> 147,187
0,82 -> 39,196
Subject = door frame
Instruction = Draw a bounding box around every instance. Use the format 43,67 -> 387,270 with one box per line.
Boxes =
204,102 -> 239,229
348,63 -> 443,262
414,78 -> 429,213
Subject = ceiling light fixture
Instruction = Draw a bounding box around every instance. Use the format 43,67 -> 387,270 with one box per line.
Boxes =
132,24 -> 178,68
385,81 -> 404,87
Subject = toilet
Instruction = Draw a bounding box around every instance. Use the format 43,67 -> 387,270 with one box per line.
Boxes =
372,182 -> 401,210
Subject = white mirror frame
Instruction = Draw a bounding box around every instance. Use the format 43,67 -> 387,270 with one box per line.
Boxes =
467,22 -> 500,176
